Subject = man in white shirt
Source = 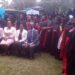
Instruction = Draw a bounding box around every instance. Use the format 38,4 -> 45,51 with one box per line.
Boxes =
23,22 -> 39,59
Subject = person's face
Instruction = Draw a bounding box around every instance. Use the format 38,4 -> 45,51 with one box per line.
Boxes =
26,22 -> 30,25
27,16 -> 31,20
73,22 -> 75,26
20,14 -> 23,19
30,24 -> 34,29
7,21 -> 12,28
34,16 -> 37,20
20,24 -> 24,31
72,19 -> 75,26
14,23 -> 17,28
36,23 -> 39,26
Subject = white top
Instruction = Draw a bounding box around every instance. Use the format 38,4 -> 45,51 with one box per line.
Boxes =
0,28 -> 3,39
57,32 -> 64,50
15,29 -> 28,43
3,27 -> 16,39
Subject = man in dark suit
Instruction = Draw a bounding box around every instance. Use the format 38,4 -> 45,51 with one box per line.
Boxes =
24,22 -> 40,59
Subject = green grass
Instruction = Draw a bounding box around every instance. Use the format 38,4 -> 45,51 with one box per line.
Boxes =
0,53 -> 62,75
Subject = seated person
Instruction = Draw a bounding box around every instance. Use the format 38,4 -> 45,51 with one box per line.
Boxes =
0,27 -> 3,41
0,20 -> 16,46
10,23 -> 28,56
15,23 -> 28,44
23,22 -> 40,58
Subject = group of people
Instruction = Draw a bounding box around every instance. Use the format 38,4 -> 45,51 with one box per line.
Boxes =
0,13 -> 75,75
57,19 -> 75,75
0,20 -> 40,59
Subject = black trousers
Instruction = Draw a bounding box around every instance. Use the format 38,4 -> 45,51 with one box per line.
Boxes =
0,45 -> 8,54
24,45 -> 39,59
9,42 -> 23,56
9,42 -> 39,58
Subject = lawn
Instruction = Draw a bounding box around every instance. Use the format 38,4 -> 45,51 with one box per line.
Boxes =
0,53 -> 62,75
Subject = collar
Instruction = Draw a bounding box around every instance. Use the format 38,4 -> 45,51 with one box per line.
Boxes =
69,27 -> 75,32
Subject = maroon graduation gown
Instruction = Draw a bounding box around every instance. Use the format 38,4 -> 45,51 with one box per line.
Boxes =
60,28 -> 70,75
66,27 -> 75,75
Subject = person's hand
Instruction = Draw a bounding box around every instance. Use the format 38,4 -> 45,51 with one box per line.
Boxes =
23,43 -> 29,48
25,44 -> 29,48
4,37 -> 8,41
15,41 -> 19,44
29,43 -> 35,47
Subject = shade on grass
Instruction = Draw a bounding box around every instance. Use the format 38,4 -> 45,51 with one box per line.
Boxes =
0,53 -> 62,75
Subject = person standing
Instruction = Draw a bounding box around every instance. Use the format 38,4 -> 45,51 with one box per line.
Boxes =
66,19 -> 75,75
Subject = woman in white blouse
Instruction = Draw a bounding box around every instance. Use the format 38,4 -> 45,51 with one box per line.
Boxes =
0,20 -> 16,46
